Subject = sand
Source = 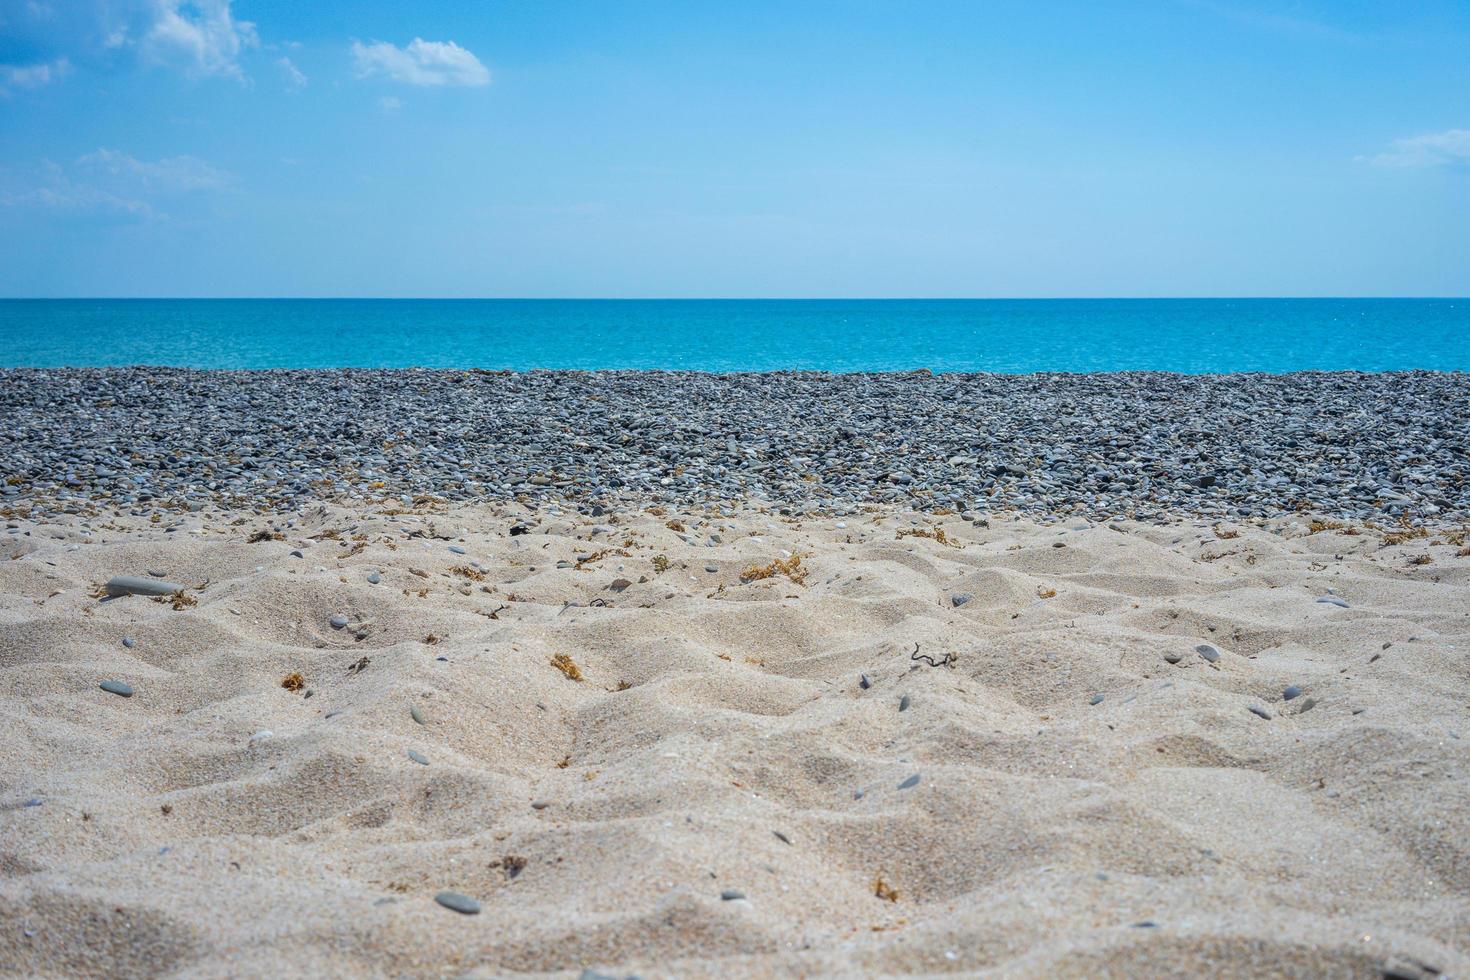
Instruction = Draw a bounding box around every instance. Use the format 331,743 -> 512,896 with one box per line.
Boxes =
2,501 -> 1467,978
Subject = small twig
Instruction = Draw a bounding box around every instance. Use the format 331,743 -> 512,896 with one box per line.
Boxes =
909,642 -> 957,669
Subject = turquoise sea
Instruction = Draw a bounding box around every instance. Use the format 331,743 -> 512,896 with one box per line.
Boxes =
0,299 -> 1465,373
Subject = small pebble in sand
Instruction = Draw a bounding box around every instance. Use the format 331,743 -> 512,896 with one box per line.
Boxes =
898,774 -> 920,789
773,830 -> 792,845
329,614 -> 349,629
147,568 -> 166,577
720,889 -> 746,901
1248,706 -> 1272,720
898,694 -> 911,711
122,635 -> 135,648
531,800 -> 550,810
410,705 -> 426,725
449,545 -> 466,554
1196,644 -> 1221,663
434,891 -> 480,914
951,592 -> 973,607
859,673 -> 871,690
1090,693 -> 1105,705
1164,652 -> 1183,664
99,680 -> 133,697
1316,596 -> 1350,608
407,749 -> 429,765
1282,685 -> 1302,701
366,571 -> 381,584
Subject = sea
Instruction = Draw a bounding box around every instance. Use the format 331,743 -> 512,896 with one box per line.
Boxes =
0,298 -> 1465,373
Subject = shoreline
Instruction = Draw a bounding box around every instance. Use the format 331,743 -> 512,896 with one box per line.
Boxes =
2,368 -> 1467,523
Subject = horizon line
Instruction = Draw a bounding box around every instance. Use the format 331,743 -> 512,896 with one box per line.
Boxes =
3,296 -> 1467,302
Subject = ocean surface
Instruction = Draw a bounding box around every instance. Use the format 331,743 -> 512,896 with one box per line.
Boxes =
1,299 -> 1465,373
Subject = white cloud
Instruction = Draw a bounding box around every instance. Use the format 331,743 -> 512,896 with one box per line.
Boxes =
276,55 -> 307,90
0,57 -> 70,93
143,0 -> 258,79
378,95 -> 403,113
351,37 -> 489,87
1366,129 -> 1470,169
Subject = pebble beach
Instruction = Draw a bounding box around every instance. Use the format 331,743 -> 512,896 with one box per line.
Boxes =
2,369 -> 1469,978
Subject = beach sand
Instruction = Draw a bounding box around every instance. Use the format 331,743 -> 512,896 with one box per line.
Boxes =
2,500 -> 1467,978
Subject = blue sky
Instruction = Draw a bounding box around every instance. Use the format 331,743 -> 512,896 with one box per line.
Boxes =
1,0 -> 1467,297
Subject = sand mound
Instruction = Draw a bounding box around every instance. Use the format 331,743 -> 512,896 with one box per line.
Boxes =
2,503 -> 1466,977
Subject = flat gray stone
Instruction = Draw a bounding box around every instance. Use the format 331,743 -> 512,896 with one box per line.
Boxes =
105,575 -> 185,598
720,889 -> 746,901
1196,644 -> 1221,663
407,749 -> 429,765
898,774 -> 920,790
1316,596 -> 1350,608
329,614 -> 349,629
99,680 -> 133,697
434,890 -> 480,914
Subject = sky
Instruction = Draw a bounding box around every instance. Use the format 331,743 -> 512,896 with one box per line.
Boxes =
1,0 -> 1468,298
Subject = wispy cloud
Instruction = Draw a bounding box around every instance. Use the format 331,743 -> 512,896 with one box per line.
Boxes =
142,0 -> 258,80
1183,0 -> 1359,43
378,95 -> 404,113
3,148 -> 233,221
351,37 -> 490,87
276,55 -> 307,90
77,148 -> 232,191
0,57 -> 70,94
1365,129 -> 1470,169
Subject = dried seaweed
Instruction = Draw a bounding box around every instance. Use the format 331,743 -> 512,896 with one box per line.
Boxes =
896,527 -> 963,549
280,672 -> 305,692
741,555 -> 807,585
874,875 -> 899,902
551,653 -> 584,681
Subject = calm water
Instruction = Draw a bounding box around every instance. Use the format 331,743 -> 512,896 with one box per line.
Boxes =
0,299 -> 1465,372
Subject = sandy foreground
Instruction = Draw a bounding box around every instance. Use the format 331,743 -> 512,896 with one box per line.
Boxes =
2,500 -> 1467,978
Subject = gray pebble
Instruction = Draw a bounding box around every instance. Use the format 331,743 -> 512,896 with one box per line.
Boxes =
1282,685 -> 1302,701
449,545 -> 466,554
1248,705 -> 1272,720
410,705 -> 426,725
434,890 -> 480,914
407,749 -> 429,765
366,571 -> 381,584
1196,644 -> 1221,663
122,635 -> 135,648
329,613 -> 349,629
720,889 -> 746,901
859,673 -> 871,690
99,680 -> 133,697
898,694 -> 911,712
898,774 -> 920,789
1163,652 -> 1182,664
1316,596 -> 1350,608
951,592 -> 973,607
1089,693 -> 1105,705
